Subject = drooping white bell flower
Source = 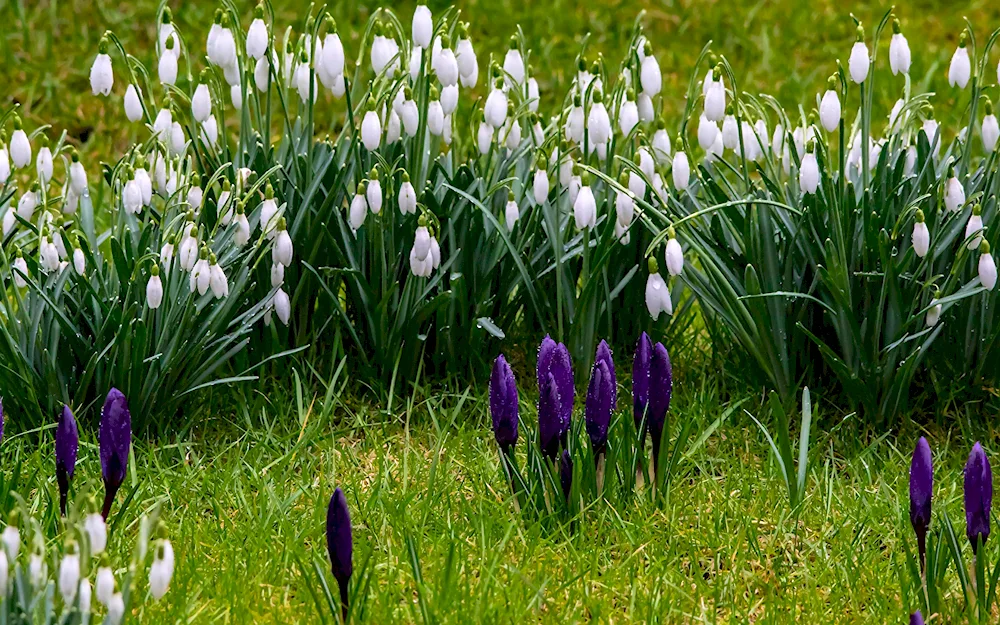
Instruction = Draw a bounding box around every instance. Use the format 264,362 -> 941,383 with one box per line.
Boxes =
628,169 -> 646,200
704,79 -> 726,122
246,7 -> 269,60
889,20 -> 911,75
29,549 -> 45,586
949,33 -> 971,88
169,122 -> 187,156
966,205 -> 985,250
361,103 -> 382,152
190,249 -> 212,295
531,114 -> 545,146
503,37 -> 525,87
123,173 -> 143,215
720,114 -> 739,150
983,100 -> 1000,153
848,26 -> 870,84
208,255 -> 229,299
922,117 -> 940,158
400,90 -> 419,137
146,267 -> 163,308
615,176 -> 634,227
528,77 -> 540,112
201,113 -> 220,147
652,126 -> 672,163
645,258 -> 673,320
59,543 -> 81,604
0,147 -> 9,184
618,91 -> 639,137
192,82 -> 212,123
209,15 -> 237,69
233,205 -> 250,247
559,152 -> 574,186
349,184 -> 368,232
259,188 -> 278,233
944,169 -> 965,212
980,241 -> 997,290
411,5 -> 433,49
503,118 -> 521,151
254,55 -> 273,92
153,108 -> 172,144
456,26 -> 478,83
484,80 -> 508,129
665,231 -> 684,276
614,219 -> 630,245
504,192 -> 520,232
477,118 -> 493,155
273,288 -> 291,325
11,251 -> 28,288
36,144 -> 53,185
587,92 -> 612,145
16,184 -> 38,221
640,43 -> 661,97
124,84 -> 143,122
753,119 -> 770,155
427,97 -> 445,136
90,40 -> 114,96
1,524 -> 18,560
432,36 -> 459,86
96,566 -> 114,606
366,170 -> 383,214
398,174 -> 417,215
294,53 -> 315,103
820,80 -> 841,132
533,159 -> 550,205
321,28 -> 345,80
888,98 -> 905,130
672,148 -> 690,191
440,83 -> 459,116
178,233 -> 198,273
158,37 -> 179,85
568,173 -> 581,208
149,540 -> 174,600
108,592 -> 125,625
73,247 -> 86,275
697,114 -> 718,151
69,152 -> 88,195
911,210 -> 930,257
799,148 -> 819,195
10,121 -> 31,169
40,234 -> 61,273
573,173 -> 597,229
926,292 -> 942,327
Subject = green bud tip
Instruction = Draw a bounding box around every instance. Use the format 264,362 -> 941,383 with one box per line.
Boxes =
404,86 -> 413,99
973,204 -> 982,216
892,18 -> 900,34
418,214 -> 428,227
590,60 -> 600,75
430,85 -> 439,100
441,34 -> 451,49
986,99 -> 994,115
199,246 -> 209,260
210,252 -> 217,264
648,256 -> 659,274
914,209 -> 925,223
508,190 -> 515,201
256,5 -> 266,19
537,155 -> 548,170
494,77 -> 504,90
161,7 -> 172,24
855,25 -> 865,42
324,16 -> 336,31
151,264 -> 159,276
508,35 -> 518,50
580,171 -> 591,186
643,41 -> 652,56
667,226 -> 676,239
285,39 -> 293,54
221,13 -> 230,28
981,240 -> 991,254
278,217 -> 286,230
626,88 -> 635,101
166,36 -> 175,51
370,167 -> 379,180
366,97 -> 377,112
593,90 -> 604,104
827,76 -> 837,90
959,32 -> 968,48
214,8 -> 223,24
401,171 -> 411,183
618,171 -> 629,185
577,57 -> 587,72
573,94 -> 582,107
357,182 -> 367,194
98,38 -> 109,55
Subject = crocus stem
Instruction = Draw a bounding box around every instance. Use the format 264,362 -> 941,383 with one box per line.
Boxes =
101,488 -> 116,521
338,578 -> 349,623
917,532 -> 926,576
595,452 -> 606,497
56,466 -> 69,517
501,448 -> 520,513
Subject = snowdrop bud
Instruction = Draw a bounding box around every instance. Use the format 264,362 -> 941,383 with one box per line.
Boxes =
294,53 -> 314,103
234,204 -> 250,247
944,168 -> 965,212
849,26 -> 870,84
926,290 -> 942,327
704,77 -> 726,122
615,172 -> 634,224
350,184 -> 368,232
17,182 -> 38,220
923,116 -> 940,157
697,114 -> 718,150
412,5 -> 433,49
91,39 -> 114,96
398,173 -> 417,215
432,36 -> 459,86
949,32 -> 971,89
247,6 -> 268,60
190,248 -> 212,295
108,592 -> 125,625
665,229 -> 684,276
477,119 -> 493,155
401,89 -> 419,136
270,261 -> 285,289
192,81 -> 212,123
587,91 -> 612,145
209,255 -> 229,299
628,165 -> 646,199
96,563 -> 114,606
409,45 -> 424,81
637,93 -> 654,122
69,151 -> 88,195
59,542 -> 81,604
254,55 -> 272,92
565,95 -> 584,143
36,143 -> 53,185
533,158 -> 550,205
0,145 -> 8,184
73,247 -> 86,275
820,78 -> 841,132
273,288 -> 291,325
889,19 -> 911,75
427,97 -> 445,136
159,37 -> 178,85
640,43 -> 661,97
29,548 -> 45,586
441,84 -> 459,116
169,121 -> 186,156
966,204 -> 985,250
210,15 -> 237,69
457,25 -> 478,83
1,521 -> 18,561
912,209 -> 930,257
366,168 -> 383,214
430,235 -> 441,269
10,119 -> 31,169
980,241 -> 997,290
361,102 -> 382,152
485,79 -> 508,128
983,100 -> 999,153
153,107 -> 172,144
121,84 -> 143,122
652,125 -> 672,163
530,114 -> 544,146
619,91 -> 639,136
414,221 -> 431,261
12,250 -> 28,288
573,173 -> 597,229
527,75 -> 540,112
503,116 -> 520,150
150,539 -> 174,600
645,257 -> 672,320
721,113 -> 739,150
503,36 -> 525,87
505,191 -> 520,232
0,551 -> 8,596
672,148 -> 690,191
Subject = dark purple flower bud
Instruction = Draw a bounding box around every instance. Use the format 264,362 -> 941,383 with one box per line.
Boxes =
537,335 -> 574,446
964,442 -> 993,553
910,611 -> 924,625
559,449 -> 573,503
327,487 -> 353,621
55,405 -> 79,517
538,372 -> 562,460
489,355 -> 519,455
595,340 -> 617,410
0,399 -> 4,444
99,388 -> 132,520
648,342 -> 673,464
585,359 -> 614,457
909,437 -> 932,568
632,333 -> 652,435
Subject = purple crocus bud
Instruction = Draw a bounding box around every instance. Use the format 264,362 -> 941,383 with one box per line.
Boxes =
55,405 -> 79,517
538,372 -> 562,460
595,339 -> 617,410
585,359 -> 614,457
99,388 -> 132,520
648,342 -> 673,468
326,487 -> 353,622
910,611 -> 924,625
909,437 -> 932,569
489,355 -> 519,455
559,449 -> 573,504
964,442 -> 993,554
0,398 -> 4,444
537,335 -> 574,448
632,333 -> 652,435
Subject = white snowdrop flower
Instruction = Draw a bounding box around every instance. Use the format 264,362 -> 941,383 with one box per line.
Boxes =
73,247 -> 86,275
848,27 -> 870,84
233,207 -> 250,247
157,11 -> 180,60
771,124 -> 785,156
10,123 -> 31,169
754,119 -> 770,154
408,45 -> 424,81
69,153 -> 88,195
63,189 -> 80,216
1,524 -> 18,560
169,122 -> 186,156
637,146 -> 654,180
640,43 -> 661,96
672,149 -> 690,191
504,192 -> 520,232
135,163 -> 152,206
386,110 -> 401,144
187,184 -> 204,216
616,183 -> 635,227
52,230 -> 67,260
295,55 -> 315,103
820,82 -> 841,133
398,175 -> 417,215
652,127 -> 672,163
432,38 -> 459,86
35,144 -> 53,185
158,38 -> 179,85
273,288 -> 291,325
503,37 -> 525,87
29,550 -> 45,587
209,15 -> 237,69
40,235 -> 61,273
949,34 -> 971,88
565,96 -> 584,143
944,170 -> 965,212
503,118 -> 521,151
628,169 -> 646,199
349,185 -> 368,232
412,5 -> 433,49
527,77 -> 540,112
966,205 -> 985,250
619,92 -> 639,137
90,41 -> 114,96
108,593 -> 125,625
361,105 -> 382,152
568,174 -> 581,207
124,176 -> 143,215
912,210 -> 930,257
178,234 -> 198,272
17,185 -> 38,221
573,173 -> 597,229
980,241 -> 997,290
697,114 -> 718,150
0,147 -> 9,184
665,232 -> 684,276
889,20 -> 911,75
96,566 -> 114,606
427,98 -> 445,136
400,90 -> 419,137
701,66 -> 715,95
153,108 -> 172,144
485,80 -> 508,129
704,79 -> 726,122
922,117 -> 940,158
413,224 -> 431,261
321,28 -> 345,80
558,153 -> 574,186
78,579 -> 91,616
190,250 -> 211,295
652,172 -> 667,202
926,293 -> 942,327
254,55 -> 272,92
192,83 -> 212,123
799,149 -> 820,195
533,161 -> 550,205
721,114 -> 739,150
456,26 -> 478,84
209,256 -> 229,299
888,98 -> 905,130
477,119 -> 493,155
59,544 -> 81,604
370,30 -> 396,76
531,115 -> 545,146
149,540 -> 174,600
218,184 -> 234,225
366,170 -> 383,214
246,8 -> 269,60
159,237 -> 175,269
614,219 -> 630,245
197,115 -> 217,149
146,268 -> 163,308
124,84 -> 143,122
645,258 -> 673,320
637,93 -> 654,122
429,235 -> 441,269
0,551 -> 7,596
271,262 -> 284,289
983,111 -> 1000,156
409,244 -> 432,277
12,252 -> 28,288
441,84 -> 459,116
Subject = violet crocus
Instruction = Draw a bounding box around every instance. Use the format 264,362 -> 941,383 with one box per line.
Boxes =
99,388 -> 132,520
964,442 -> 993,554
55,405 -> 79,517
910,611 -> 924,625
538,373 -> 563,460
537,335 -> 574,457
594,339 -> 617,410
632,333 -> 652,437
585,358 -> 614,457
559,449 -> 573,504
326,487 -> 353,622
489,354 -> 519,456
648,342 -> 673,476
909,437 -> 932,570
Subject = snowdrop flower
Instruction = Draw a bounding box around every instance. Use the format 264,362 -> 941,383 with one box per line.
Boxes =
35,141 -> 53,185
533,157 -> 550,205
820,78 -> 841,132
11,250 -> 28,288
69,151 -> 88,195
966,204 -> 985,250
628,165 -> 646,199
398,173 -> 417,215
944,167 -> 965,212
503,116 -> 521,151
530,113 -> 545,146
565,95 -> 585,144
477,117 -> 493,155
0,144 -> 9,185
124,84 -> 143,122
637,93 -> 654,122
652,124 -> 672,163
90,38 -> 114,96
980,241 -> 997,290
949,32 -> 971,89
178,230 -> 198,272
246,5 -> 268,60
798,145 -> 820,195
361,102 -> 382,152
10,118 -> 31,169
672,147 -> 690,191
366,169 -> 383,214
888,98 -> 905,129
505,192 -> 520,232
922,116 -> 940,158
270,262 -> 285,289
108,592 -> 125,625
408,45 -> 424,81
645,257 -> 672,320
0,551 -> 7,596
568,169 -> 582,208
190,248 -> 211,295
1,520 -> 18,560
123,171 -> 143,215
587,91 -> 612,145
272,218 -> 294,267
432,35 -> 458,86
704,76 -> 726,122
983,100 -> 999,153
697,114 -> 718,150
29,548 -> 45,586
294,52 -> 315,103
159,37 -> 178,85
153,107 -> 172,144
254,54 -> 273,92
209,14 -> 237,69
40,234 -> 61,273
640,42 -> 661,97
618,90 -> 639,136
134,159 -> 152,206
96,563 -> 114,606
349,183 -> 368,232
17,183 -> 38,221
192,80 -> 212,123
441,83 -> 459,116
58,542 -> 81,604
427,93 -> 445,136
615,172 -> 635,224
208,254 -> 229,299
889,19 -> 911,75
849,26 -> 870,84
73,246 -> 86,275
665,229 -> 684,276
150,539 -> 174,600
721,112 -> 739,150
233,204 -> 250,247
912,210 -> 930,257
169,121 -> 186,156
573,173 -> 597,229
400,88 -> 419,137
503,36 -> 525,87
411,5 -> 433,49
271,288 -> 291,325
485,79 -> 508,129
926,291 -> 942,327
320,24 -> 345,83
527,75 -> 540,112
370,23 -> 399,77
159,235 -> 175,270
